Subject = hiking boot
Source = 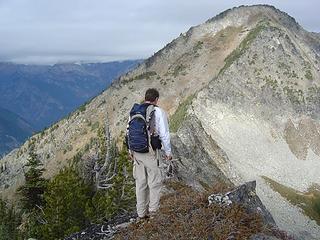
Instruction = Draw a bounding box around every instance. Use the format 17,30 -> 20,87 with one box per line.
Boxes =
136,215 -> 149,223
149,211 -> 157,220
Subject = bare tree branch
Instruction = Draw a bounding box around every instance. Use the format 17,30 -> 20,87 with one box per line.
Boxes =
120,183 -> 126,199
35,204 -> 48,224
94,107 -> 117,190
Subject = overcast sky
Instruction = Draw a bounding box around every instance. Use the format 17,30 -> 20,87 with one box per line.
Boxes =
0,0 -> 319,64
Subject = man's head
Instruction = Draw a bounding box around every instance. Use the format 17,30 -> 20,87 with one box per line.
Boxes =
145,88 -> 159,104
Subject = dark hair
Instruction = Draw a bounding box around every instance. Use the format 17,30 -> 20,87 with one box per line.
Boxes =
145,88 -> 159,102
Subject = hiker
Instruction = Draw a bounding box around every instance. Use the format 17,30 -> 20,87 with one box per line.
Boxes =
126,88 -> 172,220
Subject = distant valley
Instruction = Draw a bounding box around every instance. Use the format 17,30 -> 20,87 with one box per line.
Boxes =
0,107 -> 33,156
0,60 -> 141,155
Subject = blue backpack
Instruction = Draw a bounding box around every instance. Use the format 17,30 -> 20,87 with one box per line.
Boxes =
127,103 -> 155,153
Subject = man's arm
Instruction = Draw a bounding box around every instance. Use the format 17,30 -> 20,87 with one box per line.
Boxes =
155,107 -> 172,159
125,117 -> 134,160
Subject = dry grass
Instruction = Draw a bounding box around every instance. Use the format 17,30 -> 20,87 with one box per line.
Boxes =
115,181 -> 283,240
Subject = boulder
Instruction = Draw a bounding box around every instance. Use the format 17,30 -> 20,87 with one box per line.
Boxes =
208,181 -> 276,226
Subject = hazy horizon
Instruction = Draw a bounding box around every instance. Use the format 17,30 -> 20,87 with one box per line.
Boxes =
0,0 -> 319,65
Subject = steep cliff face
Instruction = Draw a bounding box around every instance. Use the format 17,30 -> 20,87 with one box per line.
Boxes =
171,115 -> 232,188
172,5 -> 320,239
1,4 -> 320,239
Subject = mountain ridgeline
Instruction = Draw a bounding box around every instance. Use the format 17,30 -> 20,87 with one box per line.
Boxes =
1,5 -> 320,239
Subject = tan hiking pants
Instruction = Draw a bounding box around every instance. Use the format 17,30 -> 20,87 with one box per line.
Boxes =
132,151 -> 163,218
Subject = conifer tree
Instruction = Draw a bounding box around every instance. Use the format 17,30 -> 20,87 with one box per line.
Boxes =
41,167 -> 91,239
18,141 -> 47,212
0,199 -> 21,240
16,140 -> 47,239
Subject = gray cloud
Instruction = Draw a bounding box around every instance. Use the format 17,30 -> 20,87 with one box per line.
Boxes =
0,0 -> 319,64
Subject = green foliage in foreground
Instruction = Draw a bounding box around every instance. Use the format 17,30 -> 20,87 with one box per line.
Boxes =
85,148 -> 135,223
41,167 -> 92,239
16,140 -> 47,239
0,199 -> 21,240
22,145 -> 135,239
1,140 -> 135,239
17,141 -> 47,213
170,94 -> 195,133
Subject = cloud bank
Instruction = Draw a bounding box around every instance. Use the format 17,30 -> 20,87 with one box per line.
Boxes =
0,0 -> 318,64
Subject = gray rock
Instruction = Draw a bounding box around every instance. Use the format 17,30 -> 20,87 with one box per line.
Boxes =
171,115 -> 233,189
208,181 -> 276,226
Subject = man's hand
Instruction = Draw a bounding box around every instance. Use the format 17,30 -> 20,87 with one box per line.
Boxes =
165,154 -> 172,161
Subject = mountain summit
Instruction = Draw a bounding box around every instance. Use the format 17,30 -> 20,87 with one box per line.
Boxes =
1,5 -> 320,239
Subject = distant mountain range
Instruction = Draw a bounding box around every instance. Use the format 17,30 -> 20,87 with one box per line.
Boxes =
0,60 -> 141,155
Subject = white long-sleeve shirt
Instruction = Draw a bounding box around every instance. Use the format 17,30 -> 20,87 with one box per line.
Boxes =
154,107 -> 171,155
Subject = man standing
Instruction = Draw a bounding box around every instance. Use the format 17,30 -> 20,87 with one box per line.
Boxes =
127,88 -> 172,220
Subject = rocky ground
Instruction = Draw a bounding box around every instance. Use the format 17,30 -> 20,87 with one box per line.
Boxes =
65,181 -> 294,240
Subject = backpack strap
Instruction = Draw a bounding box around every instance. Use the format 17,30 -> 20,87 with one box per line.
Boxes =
146,105 -> 156,135
146,105 -> 155,121
129,113 -> 146,123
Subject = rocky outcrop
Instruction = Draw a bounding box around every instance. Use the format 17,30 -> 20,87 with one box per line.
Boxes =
171,115 -> 233,189
208,181 -> 275,226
